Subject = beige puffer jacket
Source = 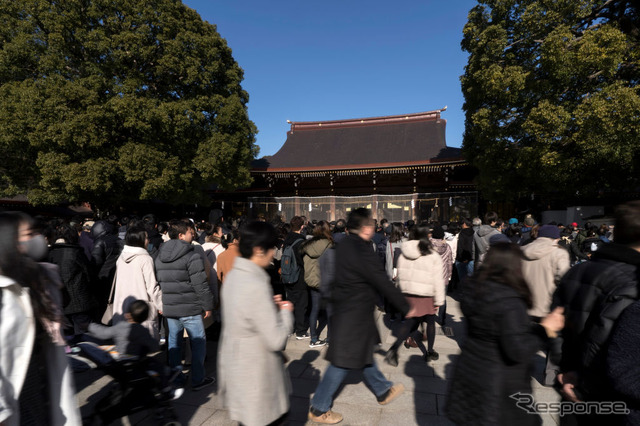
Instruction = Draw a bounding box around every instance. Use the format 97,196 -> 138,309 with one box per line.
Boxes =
396,240 -> 446,306
301,237 -> 333,289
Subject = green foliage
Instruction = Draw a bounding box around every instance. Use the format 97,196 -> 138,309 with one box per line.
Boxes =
461,0 -> 640,200
0,0 -> 258,206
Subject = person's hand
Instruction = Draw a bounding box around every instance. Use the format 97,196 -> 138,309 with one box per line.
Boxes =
540,307 -> 565,336
203,310 -> 212,319
557,371 -> 581,402
278,300 -> 294,312
158,310 -> 162,315
273,295 -> 283,305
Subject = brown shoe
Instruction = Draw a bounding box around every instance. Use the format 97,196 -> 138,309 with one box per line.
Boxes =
308,409 -> 343,424
377,383 -> 405,405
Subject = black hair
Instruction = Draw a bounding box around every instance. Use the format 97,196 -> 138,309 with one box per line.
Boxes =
239,221 -> 278,259
346,208 -> 372,231
409,224 -> 433,255
157,222 -> 168,234
334,219 -> 346,233
56,223 -> 79,245
142,214 -> 158,227
613,201 -> 640,245
389,222 -> 405,243
222,228 -> 240,249
125,225 -> 147,248
168,220 -> 190,239
473,243 -> 532,308
128,300 -> 150,323
484,211 -> 498,225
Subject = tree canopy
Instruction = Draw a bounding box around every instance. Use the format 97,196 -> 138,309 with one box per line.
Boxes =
461,0 -> 640,200
0,0 -> 258,206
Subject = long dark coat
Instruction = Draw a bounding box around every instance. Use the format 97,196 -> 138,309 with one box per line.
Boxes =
48,243 -> 97,315
446,280 -> 546,425
325,234 -> 409,369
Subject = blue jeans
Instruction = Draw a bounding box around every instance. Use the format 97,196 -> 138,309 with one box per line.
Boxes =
455,260 -> 474,283
309,289 -> 327,342
311,362 -> 392,413
167,315 -> 207,386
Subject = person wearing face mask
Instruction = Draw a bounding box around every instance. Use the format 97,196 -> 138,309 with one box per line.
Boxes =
0,212 -> 81,426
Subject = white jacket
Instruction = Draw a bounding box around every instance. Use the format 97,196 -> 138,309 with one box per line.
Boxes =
0,275 -> 81,426
396,241 -> 446,306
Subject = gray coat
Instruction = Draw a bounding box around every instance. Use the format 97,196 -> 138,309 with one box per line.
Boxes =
155,239 -> 213,318
218,257 -> 294,426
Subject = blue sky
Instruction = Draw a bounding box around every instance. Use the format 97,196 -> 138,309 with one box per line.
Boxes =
182,0 -> 478,157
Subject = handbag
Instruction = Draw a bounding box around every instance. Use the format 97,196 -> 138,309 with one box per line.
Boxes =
101,271 -> 117,325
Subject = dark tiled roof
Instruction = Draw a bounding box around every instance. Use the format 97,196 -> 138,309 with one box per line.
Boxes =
253,110 -> 460,171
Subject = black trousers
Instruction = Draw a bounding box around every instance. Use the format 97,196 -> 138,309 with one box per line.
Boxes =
286,280 -> 309,335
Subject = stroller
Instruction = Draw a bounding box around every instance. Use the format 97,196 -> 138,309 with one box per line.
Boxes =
76,342 -> 182,426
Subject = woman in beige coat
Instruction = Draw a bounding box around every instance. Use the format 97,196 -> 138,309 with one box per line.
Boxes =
218,221 -> 294,426
112,225 -> 163,340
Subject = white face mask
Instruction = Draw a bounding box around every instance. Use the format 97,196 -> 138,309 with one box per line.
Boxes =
20,234 -> 49,261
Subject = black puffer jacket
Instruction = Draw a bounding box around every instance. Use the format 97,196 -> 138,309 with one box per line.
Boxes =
155,239 -> 213,318
551,243 -> 640,400
90,221 -> 123,276
447,280 -> 547,426
48,243 -> 97,315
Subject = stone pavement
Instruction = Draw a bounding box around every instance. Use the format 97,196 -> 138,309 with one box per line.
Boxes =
75,293 -> 561,425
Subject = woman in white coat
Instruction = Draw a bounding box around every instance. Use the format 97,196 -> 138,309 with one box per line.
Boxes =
218,221 -> 294,426
0,212 -> 81,426
384,224 -> 446,366
112,224 -> 163,340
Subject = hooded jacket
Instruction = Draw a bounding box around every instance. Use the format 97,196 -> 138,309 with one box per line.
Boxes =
474,225 -> 501,264
396,240 -> 446,305
112,245 -> 163,339
430,238 -> 453,283
301,237 -> 332,289
155,239 -> 213,318
456,227 -> 475,262
521,237 -> 570,318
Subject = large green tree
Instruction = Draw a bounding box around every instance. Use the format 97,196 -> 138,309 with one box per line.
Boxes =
461,0 -> 640,200
0,0 -> 257,206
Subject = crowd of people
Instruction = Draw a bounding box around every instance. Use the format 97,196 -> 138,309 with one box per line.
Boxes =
0,200 -> 639,425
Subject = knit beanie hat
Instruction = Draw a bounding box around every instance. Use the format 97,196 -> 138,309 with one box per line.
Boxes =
538,225 -> 560,239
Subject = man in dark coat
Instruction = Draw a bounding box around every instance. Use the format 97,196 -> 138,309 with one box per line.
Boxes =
552,201 -> 640,425
308,208 -> 410,424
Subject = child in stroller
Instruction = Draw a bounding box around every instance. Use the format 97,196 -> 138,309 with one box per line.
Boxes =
78,300 -> 183,425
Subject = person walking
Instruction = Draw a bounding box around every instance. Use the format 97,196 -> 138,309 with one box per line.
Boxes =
384,224 -> 445,366
112,224 -> 164,341
48,223 -> 97,337
301,221 -> 333,348
281,216 -> 310,339
552,201 -> 640,425
155,220 -> 215,391
218,221 -> 294,426
455,218 -> 475,286
0,212 -> 81,426
308,208 -> 409,424
446,243 -> 564,425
